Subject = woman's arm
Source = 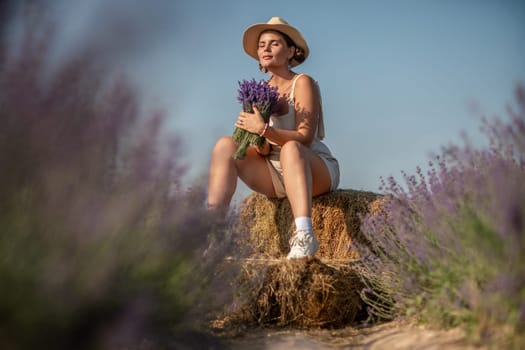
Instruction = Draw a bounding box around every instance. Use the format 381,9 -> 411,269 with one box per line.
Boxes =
254,138 -> 270,156
262,74 -> 319,146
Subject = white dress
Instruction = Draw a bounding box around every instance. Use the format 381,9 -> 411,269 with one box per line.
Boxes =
265,74 -> 340,198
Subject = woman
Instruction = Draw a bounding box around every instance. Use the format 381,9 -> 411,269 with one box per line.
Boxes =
208,17 -> 340,259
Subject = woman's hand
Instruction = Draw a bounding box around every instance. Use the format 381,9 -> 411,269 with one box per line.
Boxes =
236,105 -> 267,135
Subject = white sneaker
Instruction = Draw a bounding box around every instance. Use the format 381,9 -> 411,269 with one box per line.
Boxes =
286,229 -> 319,259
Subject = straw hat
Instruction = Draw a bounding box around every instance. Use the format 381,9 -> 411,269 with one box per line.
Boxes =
242,17 -> 309,67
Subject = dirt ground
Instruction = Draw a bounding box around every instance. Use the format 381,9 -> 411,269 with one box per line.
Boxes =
214,319 -> 482,350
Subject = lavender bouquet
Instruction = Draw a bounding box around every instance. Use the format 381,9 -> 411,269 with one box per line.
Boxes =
232,79 -> 279,160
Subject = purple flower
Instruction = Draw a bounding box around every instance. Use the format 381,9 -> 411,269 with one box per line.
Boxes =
236,79 -> 279,117
232,79 -> 279,159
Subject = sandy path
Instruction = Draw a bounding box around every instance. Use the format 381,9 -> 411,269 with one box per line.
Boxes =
218,319 -> 481,350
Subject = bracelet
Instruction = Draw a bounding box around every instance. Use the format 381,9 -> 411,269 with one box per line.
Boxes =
260,123 -> 269,137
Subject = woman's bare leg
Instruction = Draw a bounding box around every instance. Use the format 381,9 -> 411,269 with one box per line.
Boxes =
207,137 -> 275,212
279,140 -> 331,219
208,137 -> 238,211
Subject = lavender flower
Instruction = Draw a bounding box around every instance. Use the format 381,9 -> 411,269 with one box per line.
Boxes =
0,10 -> 236,349
231,79 -> 278,160
355,84 -> 525,345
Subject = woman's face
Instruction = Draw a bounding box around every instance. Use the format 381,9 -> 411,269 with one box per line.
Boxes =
257,31 -> 294,70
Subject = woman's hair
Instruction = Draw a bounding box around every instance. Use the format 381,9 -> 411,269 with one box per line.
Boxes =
258,30 -> 306,72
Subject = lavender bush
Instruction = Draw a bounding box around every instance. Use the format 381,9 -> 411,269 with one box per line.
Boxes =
231,79 -> 278,160
356,85 -> 525,347
0,11 -> 233,350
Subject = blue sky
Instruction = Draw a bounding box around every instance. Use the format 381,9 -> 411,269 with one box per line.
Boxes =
8,0 -> 525,203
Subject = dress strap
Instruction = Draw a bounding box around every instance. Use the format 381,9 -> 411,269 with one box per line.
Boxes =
289,74 -> 304,101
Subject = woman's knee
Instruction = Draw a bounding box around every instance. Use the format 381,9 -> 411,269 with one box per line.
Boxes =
279,140 -> 304,162
212,136 -> 236,157
280,140 -> 308,162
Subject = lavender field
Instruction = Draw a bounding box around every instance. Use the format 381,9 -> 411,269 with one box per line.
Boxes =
356,86 -> 525,348
0,10 -> 236,350
1,4 -> 524,350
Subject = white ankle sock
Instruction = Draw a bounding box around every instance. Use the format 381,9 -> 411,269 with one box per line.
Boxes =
295,216 -> 313,232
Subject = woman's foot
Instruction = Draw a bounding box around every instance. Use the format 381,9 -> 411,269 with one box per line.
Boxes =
286,229 -> 319,259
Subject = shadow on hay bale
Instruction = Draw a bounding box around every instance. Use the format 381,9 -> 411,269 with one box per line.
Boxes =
229,258 -> 365,329
237,189 -> 381,260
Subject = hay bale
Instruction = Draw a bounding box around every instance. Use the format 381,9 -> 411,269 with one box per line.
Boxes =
230,258 -> 364,328
238,189 -> 380,260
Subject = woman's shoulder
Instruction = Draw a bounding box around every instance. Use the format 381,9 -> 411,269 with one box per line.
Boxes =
293,73 -> 316,91
295,73 -> 314,83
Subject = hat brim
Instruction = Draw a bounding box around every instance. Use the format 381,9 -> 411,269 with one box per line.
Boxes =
242,22 -> 309,67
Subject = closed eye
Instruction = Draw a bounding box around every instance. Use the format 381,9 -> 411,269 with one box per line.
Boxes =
259,40 -> 281,48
